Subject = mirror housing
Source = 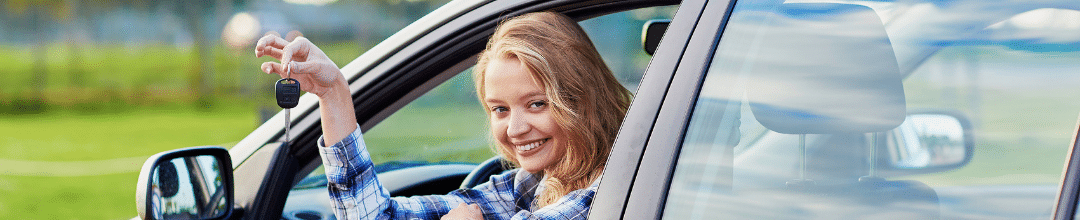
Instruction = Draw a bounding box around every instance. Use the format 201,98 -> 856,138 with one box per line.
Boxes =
137,146 -> 233,220
642,19 -> 669,56
876,111 -> 974,176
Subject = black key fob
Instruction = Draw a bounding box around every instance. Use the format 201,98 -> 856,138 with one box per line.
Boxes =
276,78 -> 301,108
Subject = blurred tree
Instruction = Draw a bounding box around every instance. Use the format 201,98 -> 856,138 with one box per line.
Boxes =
176,0 -> 242,108
181,0 -> 217,107
58,0 -> 88,88
24,2 -> 52,113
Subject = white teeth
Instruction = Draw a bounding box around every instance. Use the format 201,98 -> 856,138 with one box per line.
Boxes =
517,139 -> 547,152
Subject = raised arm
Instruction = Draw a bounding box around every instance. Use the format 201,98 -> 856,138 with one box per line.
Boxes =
254,32 -> 511,219
253,32 -> 597,220
255,32 -> 356,145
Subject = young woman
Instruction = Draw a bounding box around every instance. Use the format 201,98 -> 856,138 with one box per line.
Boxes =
254,12 -> 632,220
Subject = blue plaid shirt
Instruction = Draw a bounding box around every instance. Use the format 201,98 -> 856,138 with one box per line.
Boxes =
317,125 -> 597,220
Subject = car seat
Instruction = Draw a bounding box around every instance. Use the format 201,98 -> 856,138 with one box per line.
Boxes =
743,3 -> 940,219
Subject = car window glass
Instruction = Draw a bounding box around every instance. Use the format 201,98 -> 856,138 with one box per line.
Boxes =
580,5 -> 680,92
664,1 -> 1080,219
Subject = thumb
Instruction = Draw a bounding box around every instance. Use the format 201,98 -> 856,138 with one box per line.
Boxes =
286,61 -> 322,78
264,61 -> 319,80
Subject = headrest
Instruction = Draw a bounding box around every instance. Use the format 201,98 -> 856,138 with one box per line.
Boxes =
748,3 -> 905,134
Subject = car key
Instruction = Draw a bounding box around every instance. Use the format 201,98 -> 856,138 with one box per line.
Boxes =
276,63 -> 301,143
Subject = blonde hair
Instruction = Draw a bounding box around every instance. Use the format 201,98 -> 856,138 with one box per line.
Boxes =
473,12 -> 633,208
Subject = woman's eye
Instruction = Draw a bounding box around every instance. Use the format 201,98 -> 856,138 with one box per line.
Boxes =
529,101 -> 547,108
491,106 -> 508,113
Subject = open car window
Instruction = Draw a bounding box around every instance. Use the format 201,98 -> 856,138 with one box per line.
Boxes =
282,4 -> 680,215
291,5 -> 680,177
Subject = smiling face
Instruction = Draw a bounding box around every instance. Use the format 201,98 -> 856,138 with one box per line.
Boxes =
482,57 -> 568,173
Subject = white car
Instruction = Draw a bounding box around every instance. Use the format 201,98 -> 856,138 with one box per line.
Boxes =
132,0 -> 1080,219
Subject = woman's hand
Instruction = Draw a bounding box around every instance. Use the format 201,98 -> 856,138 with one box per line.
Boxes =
255,31 -> 356,145
255,32 -> 342,97
442,203 -> 483,220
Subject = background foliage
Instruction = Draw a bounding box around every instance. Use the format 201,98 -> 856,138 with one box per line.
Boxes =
0,0 -> 678,218
0,0 -> 447,219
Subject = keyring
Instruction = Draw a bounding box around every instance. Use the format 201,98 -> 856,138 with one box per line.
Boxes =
285,62 -> 292,78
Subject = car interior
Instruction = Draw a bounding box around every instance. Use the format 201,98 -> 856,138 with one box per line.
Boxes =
742,4 -> 937,218
662,2 -> 962,219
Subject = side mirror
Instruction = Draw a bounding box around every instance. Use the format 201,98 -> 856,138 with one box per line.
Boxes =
877,112 -> 974,176
642,19 -> 669,56
137,146 -> 233,220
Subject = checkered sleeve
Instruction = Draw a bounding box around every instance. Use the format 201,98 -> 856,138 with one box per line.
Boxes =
316,124 -> 527,220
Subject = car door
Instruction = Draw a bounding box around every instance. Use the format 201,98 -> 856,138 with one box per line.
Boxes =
589,0 -> 716,218
597,0 -> 1080,219
220,0 -> 682,219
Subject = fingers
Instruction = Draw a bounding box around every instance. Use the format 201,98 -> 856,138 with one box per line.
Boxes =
442,203 -> 481,220
468,204 -> 481,214
441,204 -> 467,220
262,61 -> 318,77
259,46 -> 285,59
289,60 -> 322,77
280,37 -> 313,67
263,61 -> 327,93
255,32 -> 289,58
263,61 -> 309,93
261,62 -> 284,77
265,59 -> 319,74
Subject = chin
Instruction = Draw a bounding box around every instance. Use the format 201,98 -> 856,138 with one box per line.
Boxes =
516,159 -> 544,173
519,164 -> 545,173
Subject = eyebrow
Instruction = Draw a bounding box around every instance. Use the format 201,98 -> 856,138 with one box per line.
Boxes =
521,92 -> 546,100
484,92 -> 547,104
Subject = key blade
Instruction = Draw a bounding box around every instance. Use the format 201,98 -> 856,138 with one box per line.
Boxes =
284,109 -> 290,144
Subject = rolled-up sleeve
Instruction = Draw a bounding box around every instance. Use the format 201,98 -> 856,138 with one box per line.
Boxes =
317,124 -> 394,220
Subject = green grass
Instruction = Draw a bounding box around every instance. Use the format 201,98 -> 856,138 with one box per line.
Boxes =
0,100 -> 494,219
0,103 -> 259,219
0,105 -> 258,161
0,41 -> 365,115
0,174 -> 143,220
0,40 -> 487,219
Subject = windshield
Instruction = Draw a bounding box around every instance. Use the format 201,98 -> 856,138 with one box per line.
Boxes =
664,0 -> 1080,219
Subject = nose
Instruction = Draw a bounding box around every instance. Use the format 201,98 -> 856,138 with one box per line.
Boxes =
506,111 -> 531,138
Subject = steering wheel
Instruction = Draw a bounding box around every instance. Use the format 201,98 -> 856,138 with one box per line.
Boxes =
460,156 -> 509,189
